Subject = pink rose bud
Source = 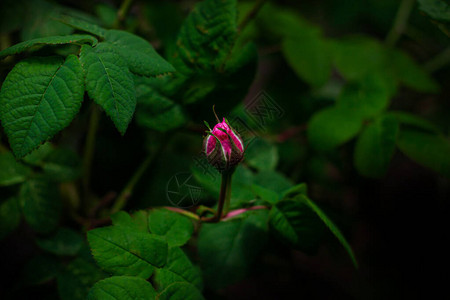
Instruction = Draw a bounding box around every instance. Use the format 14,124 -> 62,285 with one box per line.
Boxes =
203,117 -> 244,171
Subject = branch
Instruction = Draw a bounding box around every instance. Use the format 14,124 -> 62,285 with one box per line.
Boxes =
385,0 -> 416,46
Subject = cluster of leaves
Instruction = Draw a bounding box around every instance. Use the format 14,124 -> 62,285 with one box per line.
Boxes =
87,208 -> 202,299
237,2 -> 450,178
0,12 -> 174,158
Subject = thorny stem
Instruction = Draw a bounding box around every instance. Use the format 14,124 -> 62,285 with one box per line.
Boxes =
82,104 -> 100,200
385,0 -> 415,47
110,140 -> 168,214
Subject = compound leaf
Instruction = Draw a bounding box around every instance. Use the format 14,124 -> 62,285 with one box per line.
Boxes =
80,43 -> 136,134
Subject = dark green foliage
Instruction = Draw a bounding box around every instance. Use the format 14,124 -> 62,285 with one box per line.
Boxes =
20,177 -> 62,234
198,210 -> 269,289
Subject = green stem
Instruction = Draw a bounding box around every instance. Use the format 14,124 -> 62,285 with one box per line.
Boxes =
224,171 -> 233,216
113,0 -> 134,29
238,0 -> 267,32
110,152 -> 154,214
202,169 -> 234,222
385,0 -> 415,47
82,105 -> 100,197
215,171 -> 230,220
110,141 -> 167,214
423,47 -> 450,73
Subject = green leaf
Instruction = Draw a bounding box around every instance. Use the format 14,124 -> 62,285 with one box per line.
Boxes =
301,195 -> 358,267
154,247 -> 203,291
198,210 -> 268,289
253,170 -> 293,195
282,34 -> 332,87
57,15 -> 107,37
0,34 -> 97,59
307,106 -> 364,152
87,226 -> 168,278
418,0 -> 450,22
36,227 -> 84,256
337,74 -> 392,119
251,184 -> 279,205
0,197 -> 21,239
331,37 -> 385,81
172,0 -> 238,72
87,276 -> 157,300
148,209 -> 194,247
385,111 -> 440,133
0,55 -> 84,157
135,86 -> 187,132
22,254 -> 60,285
104,30 -> 175,76
111,210 -> 149,233
80,43 -> 136,134
95,4 -> 117,28
0,152 -> 31,186
22,142 -> 54,165
354,115 -> 399,178
281,183 -> 308,199
388,48 -> 439,93
397,130 -> 450,177
41,148 -> 81,182
57,257 -> 105,300
245,138 -> 279,171
258,3 -> 321,39
20,177 -> 61,233
269,197 -> 326,254
158,282 -> 205,300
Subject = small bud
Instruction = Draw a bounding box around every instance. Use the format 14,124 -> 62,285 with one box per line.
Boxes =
203,117 -> 244,171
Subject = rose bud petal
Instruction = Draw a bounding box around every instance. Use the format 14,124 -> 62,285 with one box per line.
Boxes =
203,118 -> 244,171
